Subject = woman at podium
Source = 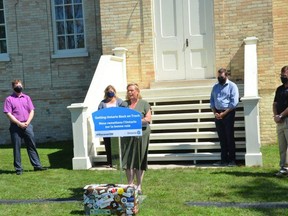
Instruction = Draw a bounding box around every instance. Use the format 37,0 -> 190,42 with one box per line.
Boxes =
121,83 -> 152,195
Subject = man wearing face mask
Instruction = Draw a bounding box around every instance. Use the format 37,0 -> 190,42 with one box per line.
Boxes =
210,68 -> 239,167
273,65 -> 288,177
98,85 -> 128,168
3,80 -> 47,175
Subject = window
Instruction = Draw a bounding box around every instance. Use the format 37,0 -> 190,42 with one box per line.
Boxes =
52,0 -> 88,58
0,0 -> 9,61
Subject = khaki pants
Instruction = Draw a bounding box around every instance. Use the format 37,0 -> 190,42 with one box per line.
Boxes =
276,118 -> 288,167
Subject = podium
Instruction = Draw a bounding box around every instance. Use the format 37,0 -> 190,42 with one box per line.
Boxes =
92,107 -> 142,182
83,107 -> 144,215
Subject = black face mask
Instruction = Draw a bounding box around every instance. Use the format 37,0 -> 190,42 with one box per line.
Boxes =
281,77 -> 288,84
14,86 -> 23,93
218,76 -> 226,85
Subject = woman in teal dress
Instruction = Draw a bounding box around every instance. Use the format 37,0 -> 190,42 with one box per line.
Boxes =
121,83 -> 151,195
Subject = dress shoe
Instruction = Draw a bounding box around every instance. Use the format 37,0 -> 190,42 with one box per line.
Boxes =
228,161 -> 237,167
34,167 -> 48,171
16,170 -> 23,175
275,167 -> 288,177
212,161 -> 228,166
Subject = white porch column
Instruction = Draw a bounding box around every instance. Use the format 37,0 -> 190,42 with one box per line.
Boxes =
242,36 -> 263,166
67,103 -> 92,170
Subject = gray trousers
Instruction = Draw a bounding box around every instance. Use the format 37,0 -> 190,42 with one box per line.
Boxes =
276,118 -> 288,168
9,123 -> 42,171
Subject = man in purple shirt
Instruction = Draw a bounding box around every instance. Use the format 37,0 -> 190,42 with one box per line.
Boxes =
3,80 -> 47,175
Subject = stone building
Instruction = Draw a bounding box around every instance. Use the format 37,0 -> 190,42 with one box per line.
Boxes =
0,0 -> 286,146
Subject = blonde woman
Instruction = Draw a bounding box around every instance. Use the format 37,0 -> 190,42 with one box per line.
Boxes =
121,83 -> 151,195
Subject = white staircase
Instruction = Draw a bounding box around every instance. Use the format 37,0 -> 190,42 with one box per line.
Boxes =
92,80 -> 245,164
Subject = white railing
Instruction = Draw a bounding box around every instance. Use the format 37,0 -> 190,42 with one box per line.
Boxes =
67,48 -> 128,170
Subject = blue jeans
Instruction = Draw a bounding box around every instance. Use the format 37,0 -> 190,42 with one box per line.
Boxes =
215,110 -> 236,162
9,123 -> 42,171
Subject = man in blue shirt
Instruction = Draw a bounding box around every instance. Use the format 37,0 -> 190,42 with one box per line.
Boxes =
210,68 -> 239,166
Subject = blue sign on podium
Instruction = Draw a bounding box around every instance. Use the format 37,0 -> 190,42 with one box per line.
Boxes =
92,107 -> 142,137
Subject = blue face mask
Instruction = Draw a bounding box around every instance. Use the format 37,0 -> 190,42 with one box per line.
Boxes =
107,92 -> 115,98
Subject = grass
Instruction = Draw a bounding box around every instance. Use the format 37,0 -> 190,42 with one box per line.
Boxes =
0,141 -> 287,215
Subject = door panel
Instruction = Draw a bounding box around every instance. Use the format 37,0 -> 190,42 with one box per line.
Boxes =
154,0 -> 215,81
184,0 -> 214,79
154,0 -> 185,80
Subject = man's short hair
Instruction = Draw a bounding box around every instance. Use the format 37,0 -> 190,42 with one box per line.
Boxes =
218,68 -> 228,75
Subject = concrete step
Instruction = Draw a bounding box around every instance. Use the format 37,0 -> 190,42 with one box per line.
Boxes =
148,141 -> 246,150
117,84 -> 244,99
151,111 -> 244,121
152,103 -> 211,111
150,131 -> 245,140
95,141 -> 246,152
150,121 -> 245,130
146,152 -> 245,162
150,79 -> 218,88
92,152 -> 245,162
151,102 -> 243,112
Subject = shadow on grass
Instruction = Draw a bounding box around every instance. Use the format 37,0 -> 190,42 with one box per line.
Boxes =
0,141 -> 74,170
184,170 -> 288,215
0,170 -> 15,174
69,187 -> 86,215
211,170 -> 276,178
42,141 -> 74,170
69,187 -> 84,199
70,210 -> 85,215
210,170 -> 288,203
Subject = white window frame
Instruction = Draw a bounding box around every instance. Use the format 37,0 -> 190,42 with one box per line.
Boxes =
0,0 -> 9,62
51,0 -> 88,59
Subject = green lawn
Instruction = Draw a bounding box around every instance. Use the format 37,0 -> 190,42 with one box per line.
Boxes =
0,141 -> 287,216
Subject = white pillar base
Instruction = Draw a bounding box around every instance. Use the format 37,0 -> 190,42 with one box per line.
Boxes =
245,153 -> 263,167
72,157 -> 92,170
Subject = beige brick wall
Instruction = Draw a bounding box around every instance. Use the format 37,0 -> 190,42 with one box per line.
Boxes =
214,0 -> 274,85
273,0 -> 288,75
0,1 -> 102,144
269,0 -> 288,144
100,0 -> 154,89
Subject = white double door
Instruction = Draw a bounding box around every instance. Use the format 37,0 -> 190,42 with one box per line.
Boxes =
154,0 -> 215,81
